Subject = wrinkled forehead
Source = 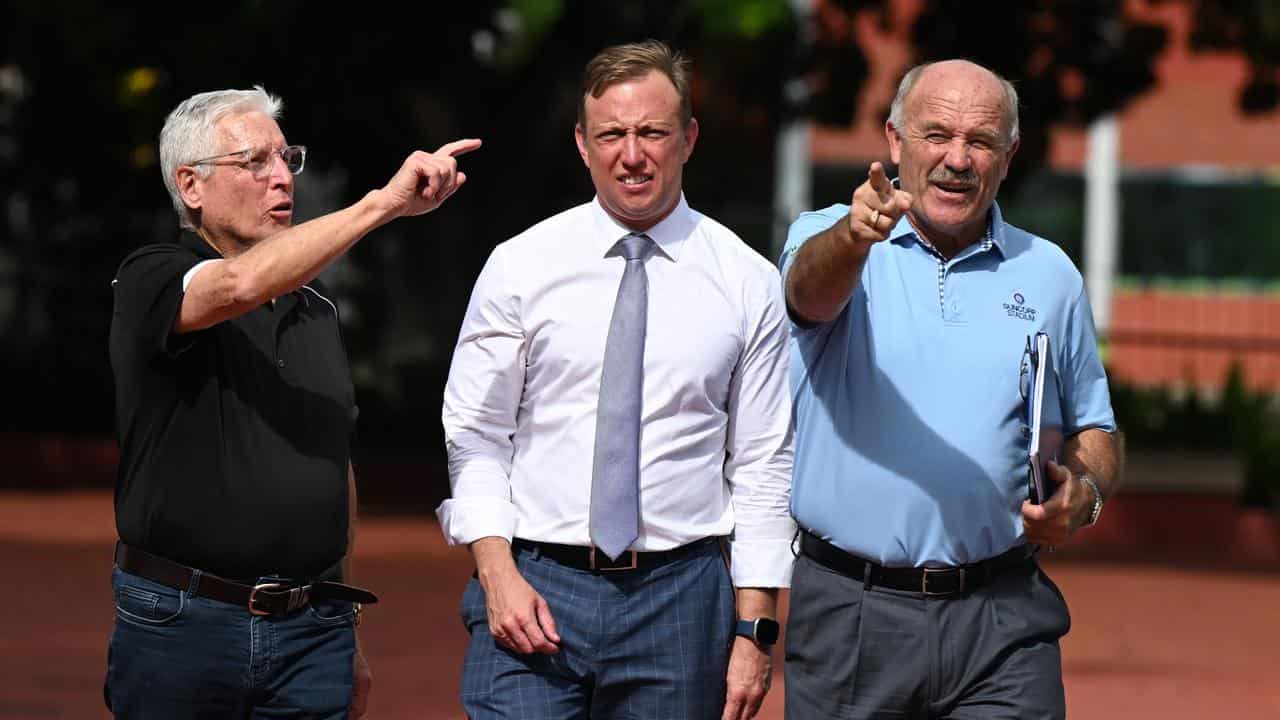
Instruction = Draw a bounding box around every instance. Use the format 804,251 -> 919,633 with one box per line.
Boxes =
908,64 -> 1010,133
583,72 -> 682,127
215,110 -> 285,151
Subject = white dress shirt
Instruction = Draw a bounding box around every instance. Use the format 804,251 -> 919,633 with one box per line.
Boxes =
438,195 -> 795,587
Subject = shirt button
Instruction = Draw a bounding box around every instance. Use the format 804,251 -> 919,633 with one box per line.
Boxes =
950,301 -> 960,313
277,358 -> 286,368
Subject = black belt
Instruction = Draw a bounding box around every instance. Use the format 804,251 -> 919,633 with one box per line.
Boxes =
799,531 -> 1034,596
114,543 -> 378,616
512,537 -> 721,572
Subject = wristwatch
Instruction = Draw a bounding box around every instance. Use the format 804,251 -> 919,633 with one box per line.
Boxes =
735,617 -> 780,647
1080,475 -> 1104,526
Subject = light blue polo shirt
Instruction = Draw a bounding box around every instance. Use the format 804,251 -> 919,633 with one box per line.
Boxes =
780,202 -> 1116,567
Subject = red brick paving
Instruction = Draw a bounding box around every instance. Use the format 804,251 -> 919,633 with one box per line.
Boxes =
2,491 -> 1278,719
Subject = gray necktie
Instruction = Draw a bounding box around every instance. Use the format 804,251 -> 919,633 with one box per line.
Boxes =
589,232 -> 654,561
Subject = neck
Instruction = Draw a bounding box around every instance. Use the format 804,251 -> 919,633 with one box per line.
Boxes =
601,195 -> 681,234
194,226 -> 249,259
905,210 -> 989,261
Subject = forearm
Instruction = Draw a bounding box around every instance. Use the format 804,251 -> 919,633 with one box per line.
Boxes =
785,218 -> 871,324
228,190 -> 398,307
735,587 -> 779,620
1063,428 -> 1123,499
181,190 -> 400,333
470,536 -> 518,586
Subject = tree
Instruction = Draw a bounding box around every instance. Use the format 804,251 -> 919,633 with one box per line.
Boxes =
1184,0 -> 1280,113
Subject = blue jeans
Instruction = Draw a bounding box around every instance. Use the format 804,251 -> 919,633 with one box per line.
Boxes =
459,540 -> 736,719
105,567 -> 357,719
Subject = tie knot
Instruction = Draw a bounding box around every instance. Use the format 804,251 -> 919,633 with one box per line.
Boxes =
618,233 -> 653,261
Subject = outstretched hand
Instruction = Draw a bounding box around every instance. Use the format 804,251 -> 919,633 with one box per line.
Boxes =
847,161 -> 913,245
381,138 -> 482,217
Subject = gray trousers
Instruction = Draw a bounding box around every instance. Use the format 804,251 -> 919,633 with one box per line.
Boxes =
784,552 -> 1070,719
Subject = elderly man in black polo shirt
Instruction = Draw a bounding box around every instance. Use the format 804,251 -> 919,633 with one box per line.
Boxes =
106,86 -> 478,718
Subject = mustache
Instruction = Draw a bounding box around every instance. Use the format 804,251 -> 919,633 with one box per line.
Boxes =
929,169 -> 977,187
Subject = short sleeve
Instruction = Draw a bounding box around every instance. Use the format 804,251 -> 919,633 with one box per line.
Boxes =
1059,285 -> 1117,435
778,205 -> 848,284
111,244 -> 203,361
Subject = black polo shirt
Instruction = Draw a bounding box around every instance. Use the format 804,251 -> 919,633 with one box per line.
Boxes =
110,231 -> 356,581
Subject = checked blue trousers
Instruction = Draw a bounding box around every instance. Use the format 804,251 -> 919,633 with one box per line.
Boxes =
459,540 -> 736,719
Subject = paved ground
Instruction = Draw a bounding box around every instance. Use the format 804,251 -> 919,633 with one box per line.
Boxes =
2,491 -> 1278,719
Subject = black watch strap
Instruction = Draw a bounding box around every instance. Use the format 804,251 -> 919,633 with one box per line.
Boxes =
735,617 -> 780,646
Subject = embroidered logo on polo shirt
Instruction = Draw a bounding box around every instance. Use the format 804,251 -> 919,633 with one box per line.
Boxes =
1003,291 -> 1037,321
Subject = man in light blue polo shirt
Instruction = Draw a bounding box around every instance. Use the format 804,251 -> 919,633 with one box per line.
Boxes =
780,59 -> 1122,719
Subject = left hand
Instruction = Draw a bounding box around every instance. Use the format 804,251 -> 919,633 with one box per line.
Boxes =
1021,460 -> 1095,548
351,642 -> 372,719
721,636 -> 772,720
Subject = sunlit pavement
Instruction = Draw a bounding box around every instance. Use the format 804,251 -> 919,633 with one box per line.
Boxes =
2,491 -> 1277,719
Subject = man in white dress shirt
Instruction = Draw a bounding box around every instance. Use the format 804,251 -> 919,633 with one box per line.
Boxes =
438,40 -> 795,719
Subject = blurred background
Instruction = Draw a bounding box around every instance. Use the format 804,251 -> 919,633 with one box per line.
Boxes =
3,0 -> 1279,717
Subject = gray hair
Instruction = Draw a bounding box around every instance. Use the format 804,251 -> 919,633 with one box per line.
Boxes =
159,86 -> 283,229
887,62 -> 1020,147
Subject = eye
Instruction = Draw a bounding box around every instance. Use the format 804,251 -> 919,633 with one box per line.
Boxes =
640,128 -> 668,139
598,130 -> 624,141
925,133 -> 948,143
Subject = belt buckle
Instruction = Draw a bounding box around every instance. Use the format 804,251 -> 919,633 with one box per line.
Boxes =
589,547 -> 638,572
921,568 -> 964,596
248,582 -> 285,616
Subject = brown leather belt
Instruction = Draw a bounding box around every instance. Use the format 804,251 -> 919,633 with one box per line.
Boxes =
799,531 -> 1035,596
114,542 -> 378,616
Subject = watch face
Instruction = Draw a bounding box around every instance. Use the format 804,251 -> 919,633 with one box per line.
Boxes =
755,618 -> 780,646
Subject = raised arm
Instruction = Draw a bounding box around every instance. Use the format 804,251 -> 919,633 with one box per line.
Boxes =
785,162 -> 912,324
177,139 -> 481,333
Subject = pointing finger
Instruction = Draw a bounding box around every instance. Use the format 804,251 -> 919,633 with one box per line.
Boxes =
437,138 -> 483,157
868,162 -> 894,203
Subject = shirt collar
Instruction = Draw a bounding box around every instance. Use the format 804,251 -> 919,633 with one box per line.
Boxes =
589,194 -> 695,262
178,230 -> 224,260
888,201 -> 1008,259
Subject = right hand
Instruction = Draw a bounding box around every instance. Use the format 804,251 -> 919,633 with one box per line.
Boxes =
847,161 -> 913,245
475,545 -> 560,655
380,138 -> 482,218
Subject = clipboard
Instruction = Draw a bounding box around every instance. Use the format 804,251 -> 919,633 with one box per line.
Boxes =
1024,332 -> 1064,504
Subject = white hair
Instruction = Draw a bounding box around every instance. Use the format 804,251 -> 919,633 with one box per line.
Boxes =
888,62 -> 1020,146
159,86 -> 283,229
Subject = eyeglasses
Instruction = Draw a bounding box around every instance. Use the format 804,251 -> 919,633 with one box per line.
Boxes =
188,145 -> 307,177
1018,336 -> 1034,402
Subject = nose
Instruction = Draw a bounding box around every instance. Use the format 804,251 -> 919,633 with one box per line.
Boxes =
621,132 -> 644,167
943,139 -> 972,172
268,152 -> 293,191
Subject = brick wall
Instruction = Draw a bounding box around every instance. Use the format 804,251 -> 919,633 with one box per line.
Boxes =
1109,289 -> 1280,391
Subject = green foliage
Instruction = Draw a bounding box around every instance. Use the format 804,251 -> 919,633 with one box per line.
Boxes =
693,0 -> 793,39
1187,0 -> 1280,113
1111,364 -> 1280,507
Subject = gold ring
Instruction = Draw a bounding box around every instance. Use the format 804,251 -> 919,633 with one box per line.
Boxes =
869,208 -> 880,226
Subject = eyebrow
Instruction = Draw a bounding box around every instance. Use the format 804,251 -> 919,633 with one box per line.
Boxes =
918,123 -> 1004,144
593,120 -> 675,131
